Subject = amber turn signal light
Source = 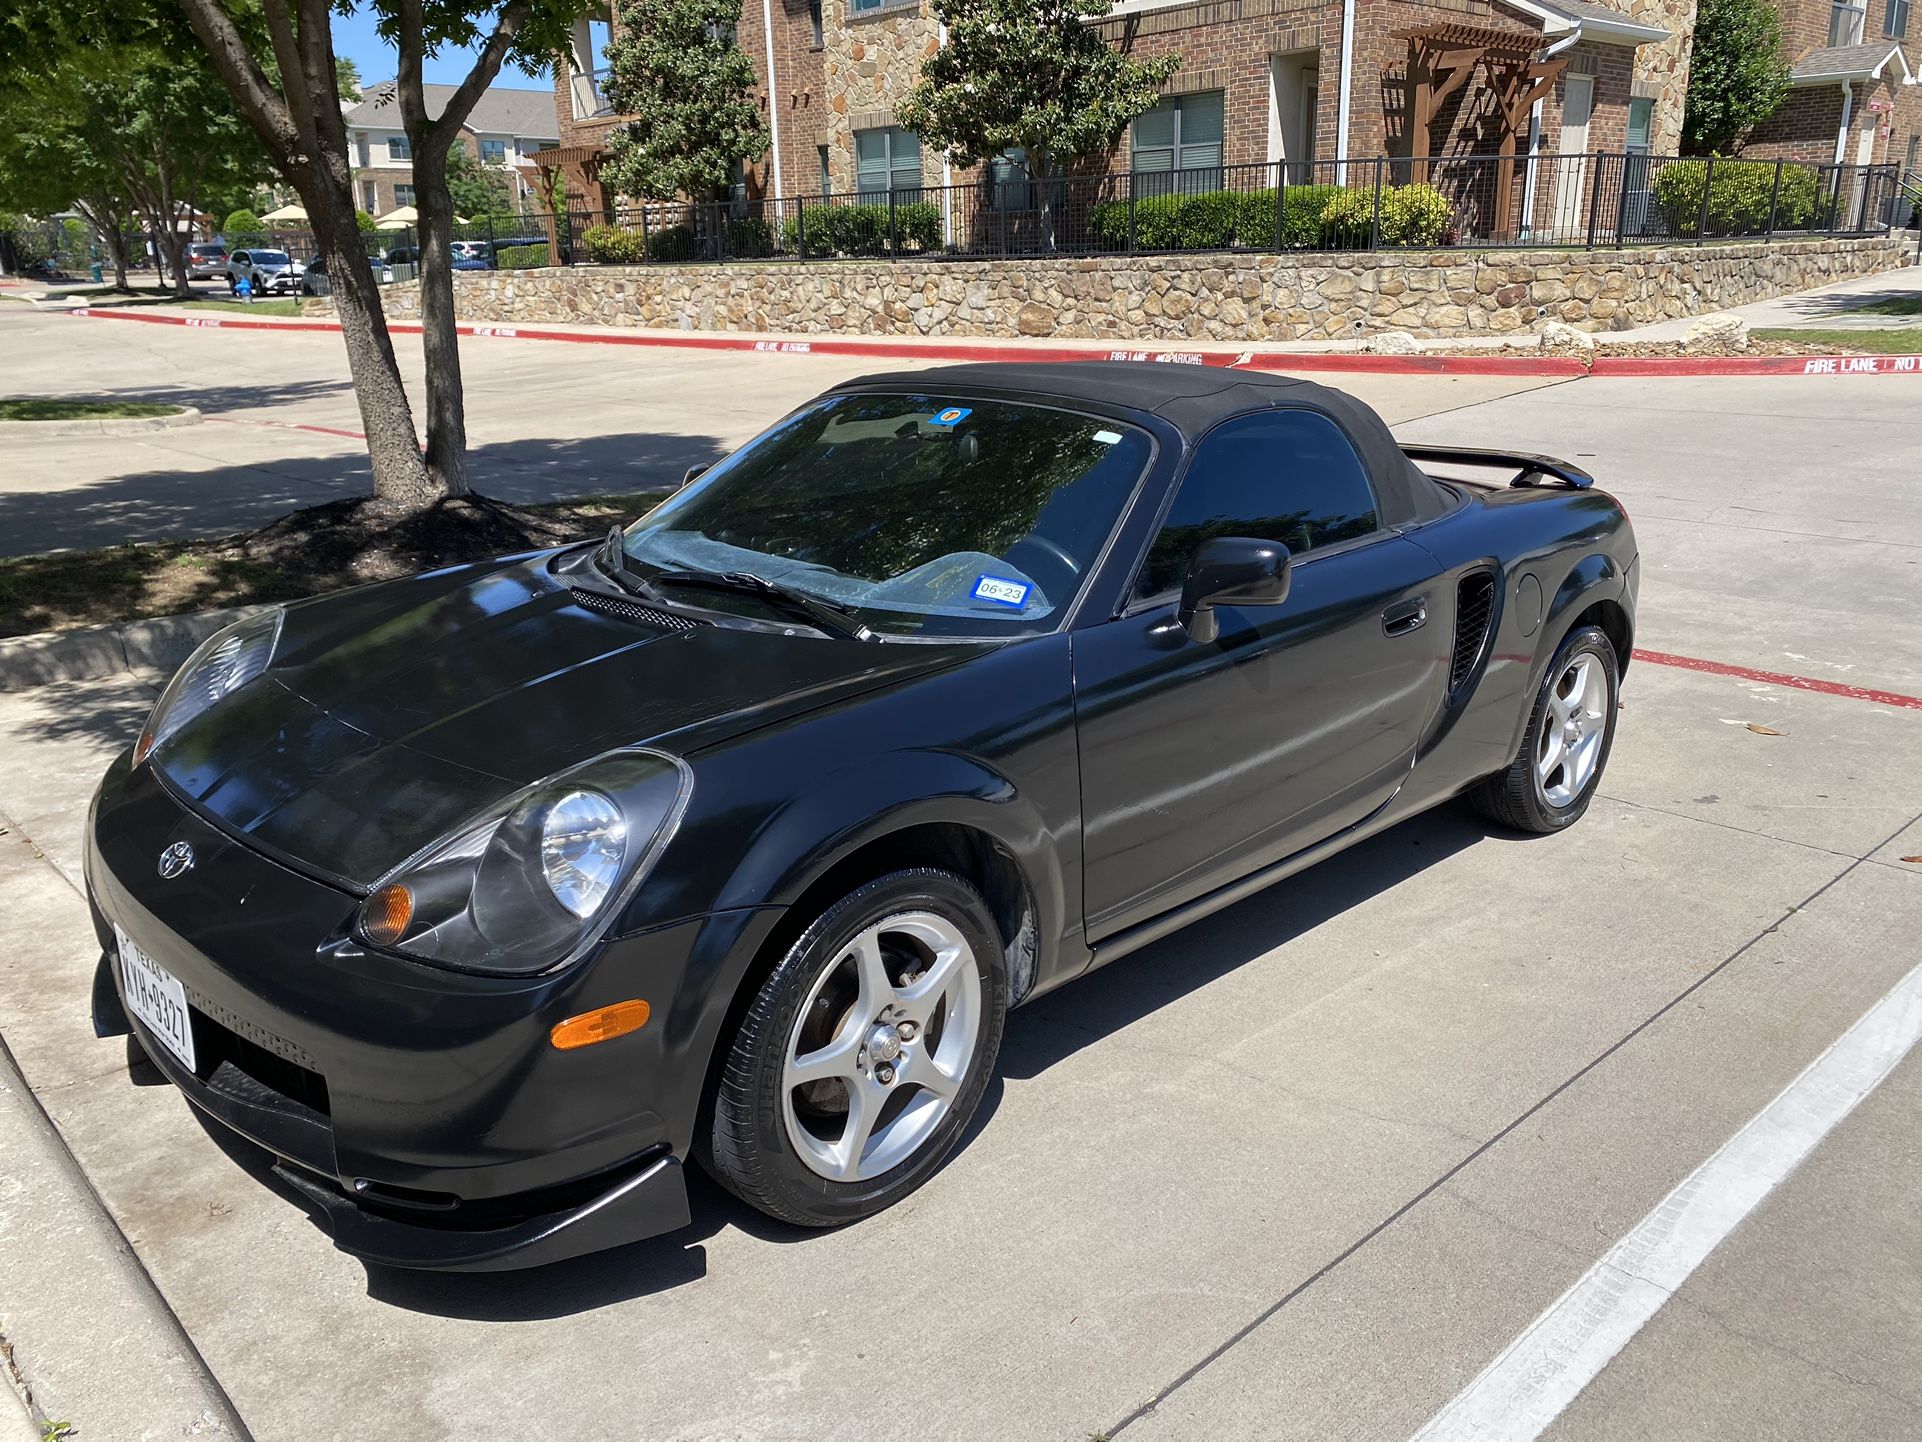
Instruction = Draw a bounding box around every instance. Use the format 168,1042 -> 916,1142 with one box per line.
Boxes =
362,884 -> 414,946
551,999 -> 651,1050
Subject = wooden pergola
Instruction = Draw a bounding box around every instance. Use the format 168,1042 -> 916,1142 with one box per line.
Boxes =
1396,21 -> 1567,235
527,143 -> 614,264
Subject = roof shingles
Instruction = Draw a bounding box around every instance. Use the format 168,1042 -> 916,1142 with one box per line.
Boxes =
345,83 -> 558,141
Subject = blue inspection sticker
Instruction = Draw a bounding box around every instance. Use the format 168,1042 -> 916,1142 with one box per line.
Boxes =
972,575 -> 1031,609
928,406 -> 973,429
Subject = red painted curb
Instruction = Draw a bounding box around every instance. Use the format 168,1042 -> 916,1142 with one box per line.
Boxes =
1635,648 -> 1922,711
62,303 -> 1922,379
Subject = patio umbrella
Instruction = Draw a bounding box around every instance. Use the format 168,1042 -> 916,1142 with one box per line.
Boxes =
376,205 -> 418,229
260,202 -> 308,223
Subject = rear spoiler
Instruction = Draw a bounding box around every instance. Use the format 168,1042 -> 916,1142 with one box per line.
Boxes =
1402,445 -> 1594,490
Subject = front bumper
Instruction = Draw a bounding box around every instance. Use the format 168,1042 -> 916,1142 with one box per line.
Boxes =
84,753 -> 771,1270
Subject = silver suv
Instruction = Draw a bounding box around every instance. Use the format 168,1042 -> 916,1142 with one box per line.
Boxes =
226,248 -> 304,296
185,242 -> 229,281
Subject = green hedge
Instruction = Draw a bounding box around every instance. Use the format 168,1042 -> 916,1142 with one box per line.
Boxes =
1087,181 -> 1430,251
782,200 -> 941,255
582,224 -> 645,263
1650,160 -> 1826,235
495,243 -> 549,269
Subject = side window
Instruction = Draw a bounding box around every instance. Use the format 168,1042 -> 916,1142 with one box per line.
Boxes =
1134,410 -> 1379,601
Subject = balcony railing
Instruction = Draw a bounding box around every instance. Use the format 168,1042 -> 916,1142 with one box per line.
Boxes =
569,65 -> 617,120
529,152 -> 1905,266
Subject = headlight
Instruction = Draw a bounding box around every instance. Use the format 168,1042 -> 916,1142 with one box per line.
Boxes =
134,608 -> 284,766
354,748 -> 691,976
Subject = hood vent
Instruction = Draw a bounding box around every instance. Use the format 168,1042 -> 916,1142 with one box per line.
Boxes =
570,586 -> 704,634
1450,571 -> 1496,693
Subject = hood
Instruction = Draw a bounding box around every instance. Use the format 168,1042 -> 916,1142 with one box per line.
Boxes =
154,552 -> 974,889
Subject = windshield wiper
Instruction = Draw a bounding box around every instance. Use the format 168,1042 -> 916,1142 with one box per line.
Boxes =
653,568 -> 877,641
592,525 -> 669,603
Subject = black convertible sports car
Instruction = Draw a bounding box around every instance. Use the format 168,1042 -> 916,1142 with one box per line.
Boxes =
86,363 -> 1637,1270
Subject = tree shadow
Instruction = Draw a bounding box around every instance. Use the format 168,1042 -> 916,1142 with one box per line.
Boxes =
0,428 -> 723,558
1771,285 -> 1922,323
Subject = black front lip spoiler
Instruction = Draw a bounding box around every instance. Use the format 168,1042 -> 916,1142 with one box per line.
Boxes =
271,1150 -> 691,1273
101,959 -> 692,1272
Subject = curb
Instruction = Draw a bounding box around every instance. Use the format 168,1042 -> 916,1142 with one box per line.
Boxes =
0,606 -> 255,693
0,406 -> 201,438
64,304 -> 1922,378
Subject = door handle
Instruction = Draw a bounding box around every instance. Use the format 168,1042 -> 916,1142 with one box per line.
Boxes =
1383,598 -> 1427,637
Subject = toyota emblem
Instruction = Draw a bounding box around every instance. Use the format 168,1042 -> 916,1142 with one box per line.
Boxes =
157,841 -> 195,880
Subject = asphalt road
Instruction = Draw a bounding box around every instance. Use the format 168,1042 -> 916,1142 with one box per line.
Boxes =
0,314 -> 1918,1441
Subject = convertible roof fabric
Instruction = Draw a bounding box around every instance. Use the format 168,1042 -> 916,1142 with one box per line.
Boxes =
839,362 -> 1453,529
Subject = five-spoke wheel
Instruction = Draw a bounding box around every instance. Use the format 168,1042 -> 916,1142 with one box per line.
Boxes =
1470,622 -> 1620,833
704,869 -> 1006,1227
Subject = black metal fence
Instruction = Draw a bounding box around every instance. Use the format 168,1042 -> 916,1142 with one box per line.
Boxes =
534,151 -> 1905,268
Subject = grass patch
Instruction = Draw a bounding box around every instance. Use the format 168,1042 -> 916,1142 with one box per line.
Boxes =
1751,327 -> 1922,353
66,290 -> 304,317
0,397 -> 183,421
184,297 -> 303,317
1844,295 -> 1922,316
0,490 -> 668,638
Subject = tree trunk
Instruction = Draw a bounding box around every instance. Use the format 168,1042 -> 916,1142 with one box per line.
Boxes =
409,144 -> 471,498
303,181 -> 438,507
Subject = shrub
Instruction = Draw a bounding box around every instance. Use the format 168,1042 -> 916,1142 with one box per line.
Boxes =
583,224 -> 647,264
1380,183 -> 1452,245
1231,184 -> 1341,248
1650,159 -> 1825,235
644,225 -> 696,261
1088,190 -> 1239,251
354,210 -> 380,234
223,209 -> 262,237
725,216 -> 777,258
495,243 -> 549,269
781,200 -> 940,255
1318,188 -> 1377,246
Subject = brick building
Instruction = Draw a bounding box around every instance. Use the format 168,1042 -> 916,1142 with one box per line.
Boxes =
536,0 -> 1699,228
346,84 -> 560,218
1740,0 -> 1919,174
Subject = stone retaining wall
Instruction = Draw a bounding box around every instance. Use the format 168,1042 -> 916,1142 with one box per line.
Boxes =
345,235 -> 1908,342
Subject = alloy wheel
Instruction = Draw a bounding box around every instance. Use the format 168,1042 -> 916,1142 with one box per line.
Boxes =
1535,652 -> 1611,809
780,911 -> 981,1183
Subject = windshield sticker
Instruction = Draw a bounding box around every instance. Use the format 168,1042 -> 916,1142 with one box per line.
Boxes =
928,406 -> 973,429
972,575 -> 1031,609
1093,429 -> 1123,445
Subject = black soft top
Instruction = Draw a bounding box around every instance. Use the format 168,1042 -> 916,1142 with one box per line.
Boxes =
837,361 -> 1453,528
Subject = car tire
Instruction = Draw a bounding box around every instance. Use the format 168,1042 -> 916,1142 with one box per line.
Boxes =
1469,623 -> 1619,834
703,868 -> 1007,1228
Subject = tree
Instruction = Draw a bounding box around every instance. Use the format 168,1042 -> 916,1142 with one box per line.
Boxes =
601,0 -> 770,201
225,206 -> 264,235
171,0 -> 591,506
446,140 -> 515,219
1682,0 -> 1791,154
0,72 -> 139,287
897,0 -> 1178,244
335,55 -> 363,101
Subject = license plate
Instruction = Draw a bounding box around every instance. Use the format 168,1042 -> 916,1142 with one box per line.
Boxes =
115,926 -> 196,1072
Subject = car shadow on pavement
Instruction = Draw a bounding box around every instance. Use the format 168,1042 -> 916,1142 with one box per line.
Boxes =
0,429 -> 727,557
995,805 -> 1491,1084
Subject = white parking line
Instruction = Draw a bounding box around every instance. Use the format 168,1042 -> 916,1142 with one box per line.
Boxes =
1409,958 -> 1922,1442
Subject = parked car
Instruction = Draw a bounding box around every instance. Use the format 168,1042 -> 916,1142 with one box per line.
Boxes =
86,364 -> 1637,1270
185,242 -> 228,281
299,254 -> 396,294
225,248 -> 303,295
380,244 -> 418,268
451,245 -> 491,272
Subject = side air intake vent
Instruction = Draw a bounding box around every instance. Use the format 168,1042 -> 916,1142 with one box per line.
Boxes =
1450,571 -> 1496,693
570,586 -> 703,633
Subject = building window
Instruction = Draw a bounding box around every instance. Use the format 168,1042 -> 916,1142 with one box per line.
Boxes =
854,126 -> 922,194
1830,0 -> 1867,45
394,184 -> 416,207
851,0 -> 885,10
1626,97 -> 1653,155
818,144 -> 832,196
1888,0 -> 1910,36
1132,90 -> 1225,193
387,135 -> 412,161
809,0 -> 823,44
480,138 -> 506,164
361,180 -> 378,211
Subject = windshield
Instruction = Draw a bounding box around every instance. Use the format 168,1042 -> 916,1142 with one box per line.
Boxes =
251,251 -> 290,265
621,392 -> 1153,638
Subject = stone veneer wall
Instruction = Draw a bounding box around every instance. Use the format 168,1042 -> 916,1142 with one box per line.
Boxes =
352,235 -> 1906,341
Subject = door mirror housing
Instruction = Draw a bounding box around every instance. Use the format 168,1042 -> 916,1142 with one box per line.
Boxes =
681,463 -> 709,490
1178,537 -> 1293,643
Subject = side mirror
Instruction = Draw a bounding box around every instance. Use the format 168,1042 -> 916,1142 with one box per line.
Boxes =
1177,537 -> 1292,644
680,463 -> 709,490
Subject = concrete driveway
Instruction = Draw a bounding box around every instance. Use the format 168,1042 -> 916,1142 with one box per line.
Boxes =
0,332 -> 1918,1441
